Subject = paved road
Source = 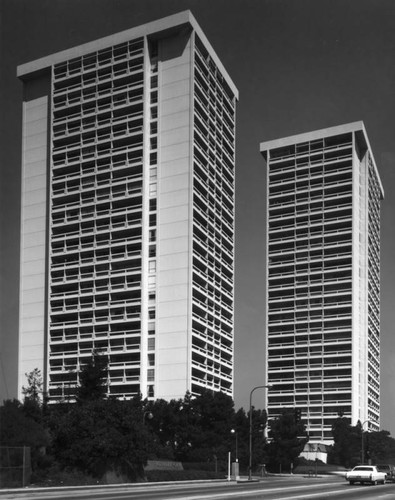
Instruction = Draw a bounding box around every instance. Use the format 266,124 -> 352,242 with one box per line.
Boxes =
4,476 -> 395,500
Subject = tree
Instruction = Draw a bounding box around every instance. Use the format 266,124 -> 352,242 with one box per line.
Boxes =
364,430 -> 395,463
0,399 -> 50,475
49,398 -> 150,481
328,417 -> 361,468
177,390 -> 235,463
265,409 -> 308,472
22,368 -> 43,403
75,350 -> 108,404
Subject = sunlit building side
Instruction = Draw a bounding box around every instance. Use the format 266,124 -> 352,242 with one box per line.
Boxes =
17,11 -> 237,403
260,122 -> 383,444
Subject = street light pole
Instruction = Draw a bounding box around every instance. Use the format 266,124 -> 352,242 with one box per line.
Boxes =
361,420 -> 370,464
231,429 -> 238,462
249,385 -> 271,481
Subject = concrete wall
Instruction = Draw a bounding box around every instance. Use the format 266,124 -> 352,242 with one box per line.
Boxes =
19,96 -> 48,397
155,31 -> 193,399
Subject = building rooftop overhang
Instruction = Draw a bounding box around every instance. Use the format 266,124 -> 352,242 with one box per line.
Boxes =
17,10 -> 238,99
260,121 -> 384,199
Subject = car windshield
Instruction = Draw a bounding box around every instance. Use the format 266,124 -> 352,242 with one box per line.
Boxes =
377,465 -> 389,470
353,466 -> 373,471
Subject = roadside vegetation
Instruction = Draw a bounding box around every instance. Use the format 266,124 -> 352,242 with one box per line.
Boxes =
1,352 -> 395,486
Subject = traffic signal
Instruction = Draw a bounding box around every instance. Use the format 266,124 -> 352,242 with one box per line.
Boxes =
294,408 -> 302,422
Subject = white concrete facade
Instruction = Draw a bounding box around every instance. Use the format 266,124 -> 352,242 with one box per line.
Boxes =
18,11 -> 237,402
260,122 -> 383,444
19,96 -> 48,396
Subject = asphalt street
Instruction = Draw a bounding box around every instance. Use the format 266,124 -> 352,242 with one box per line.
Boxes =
3,476 -> 395,500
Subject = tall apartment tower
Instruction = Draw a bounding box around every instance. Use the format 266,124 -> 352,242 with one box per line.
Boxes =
260,122 -> 383,444
17,11 -> 237,403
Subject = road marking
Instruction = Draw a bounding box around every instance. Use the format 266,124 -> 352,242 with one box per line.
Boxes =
175,485 -> 391,500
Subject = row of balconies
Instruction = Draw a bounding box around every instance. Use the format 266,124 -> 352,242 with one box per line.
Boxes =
49,326 -> 141,343
53,39 -> 144,80
51,212 -> 142,239
194,140 -> 235,182
52,169 -> 142,200
53,104 -> 144,140
193,229 -> 233,267
53,80 -> 144,123
268,226 -> 352,245
51,218 -> 141,245
193,238 -> 233,271
194,157 -> 234,204
192,290 -> 233,319
192,271 -> 233,306
193,181 -> 234,227
269,164 -> 352,190
53,59 -> 144,104
53,141 -> 143,170
51,261 -> 141,286
192,310 -> 232,338
194,133 -> 235,175
269,157 -> 352,184
53,121 -> 144,154
191,359 -> 232,382
268,183 -> 352,206
52,189 -> 142,217
194,83 -> 235,135
193,258 -> 233,292
52,158 -> 142,190
193,274 -> 233,308
194,46 -> 235,115
51,203 -> 142,229
51,274 -> 142,299
268,300 -> 352,314
194,118 -> 234,162
194,97 -> 234,146
269,194 -> 352,218
192,344 -> 232,367
192,301 -> 233,329
51,245 -> 141,270
191,329 -> 232,356
268,139 -> 352,163
193,222 -> 233,260
50,308 -> 140,329
269,211 -> 352,232
268,322 -> 351,335
194,89 -> 235,141
53,57 -> 144,95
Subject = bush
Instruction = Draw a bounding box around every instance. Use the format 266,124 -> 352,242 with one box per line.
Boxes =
34,465 -> 103,487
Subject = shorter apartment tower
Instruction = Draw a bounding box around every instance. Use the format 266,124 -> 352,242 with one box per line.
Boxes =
18,11 -> 237,403
260,122 -> 383,444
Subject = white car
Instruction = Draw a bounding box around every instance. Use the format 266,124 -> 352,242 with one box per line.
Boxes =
345,465 -> 386,485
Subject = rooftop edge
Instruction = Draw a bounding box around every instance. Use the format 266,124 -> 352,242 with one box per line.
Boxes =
260,121 -> 384,199
17,10 -> 238,99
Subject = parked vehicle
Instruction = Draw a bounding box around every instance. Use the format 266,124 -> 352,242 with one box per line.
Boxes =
376,464 -> 395,482
345,465 -> 386,485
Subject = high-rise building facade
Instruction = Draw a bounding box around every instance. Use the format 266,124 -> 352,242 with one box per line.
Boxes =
18,11 -> 237,403
260,123 -> 383,444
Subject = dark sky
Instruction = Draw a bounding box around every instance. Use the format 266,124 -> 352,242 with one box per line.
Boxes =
1,0 -> 395,434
